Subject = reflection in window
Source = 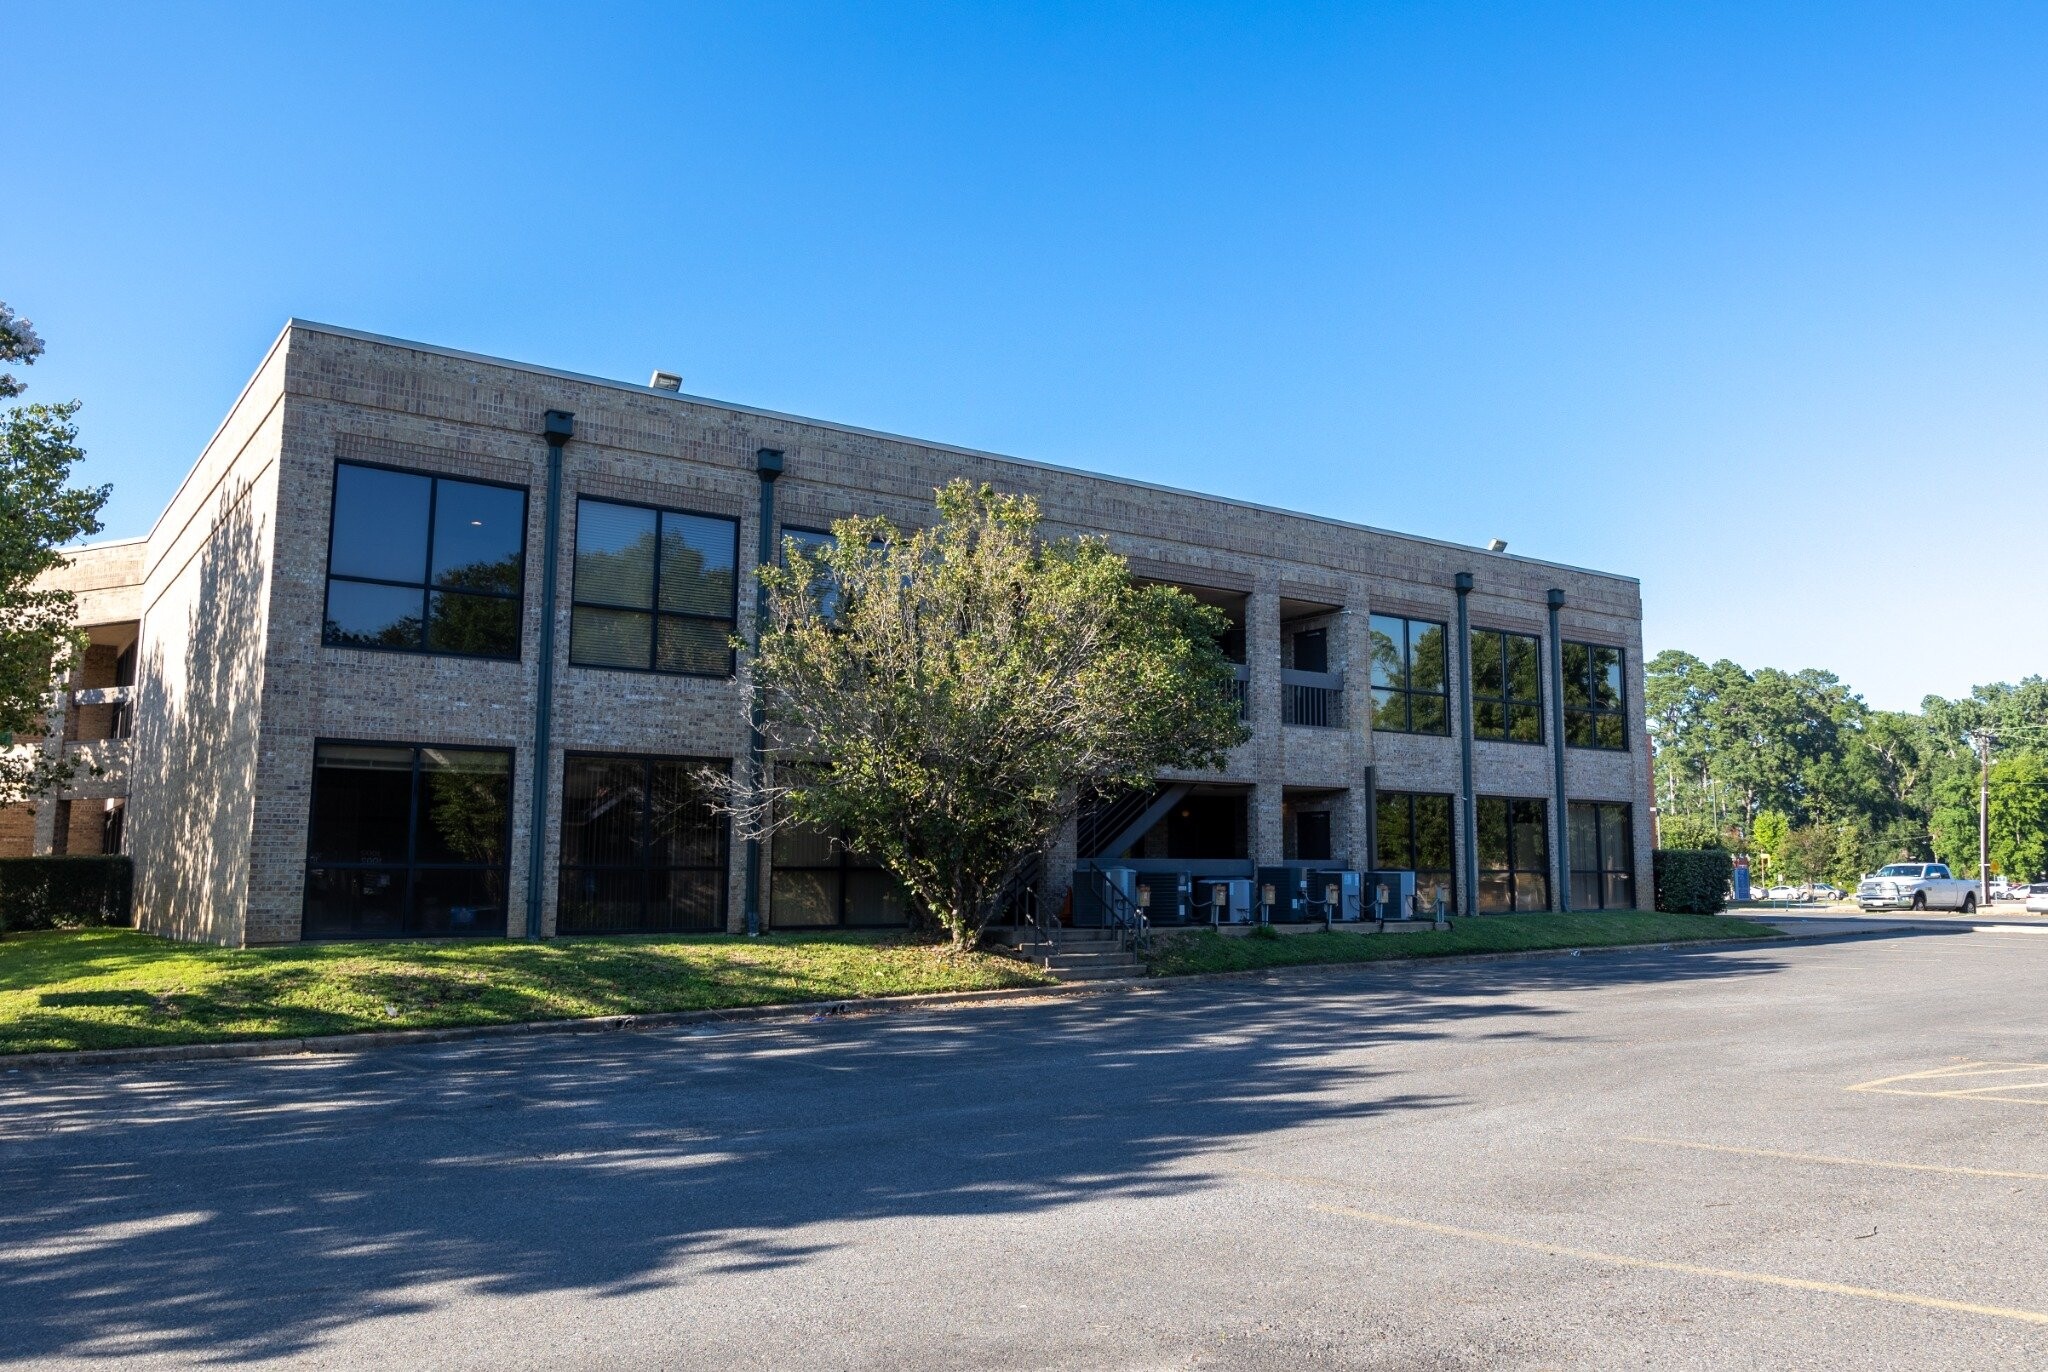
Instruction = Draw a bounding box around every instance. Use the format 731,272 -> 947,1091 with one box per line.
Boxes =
781,527 -> 841,619
302,742 -> 512,940
1375,791 -> 1456,914
558,754 -> 728,934
1477,796 -> 1550,913
1368,614 -> 1449,736
769,772 -> 910,929
323,463 -> 526,658
1470,628 -> 1543,743
1569,801 -> 1636,910
1562,642 -> 1628,750
570,498 -> 738,676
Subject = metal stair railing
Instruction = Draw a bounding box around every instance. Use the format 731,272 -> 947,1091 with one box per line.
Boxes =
1077,860 -> 1151,956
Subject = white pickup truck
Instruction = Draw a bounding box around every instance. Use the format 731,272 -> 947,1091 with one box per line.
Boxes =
1856,863 -> 1979,913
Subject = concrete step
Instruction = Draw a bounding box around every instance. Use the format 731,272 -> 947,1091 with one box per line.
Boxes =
1047,960 -> 1144,981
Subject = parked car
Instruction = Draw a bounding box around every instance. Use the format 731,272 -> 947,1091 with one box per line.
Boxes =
1805,883 -> 1846,901
1989,878 -> 2025,902
1856,863 -> 1980,912
2027,883 -> 2048,915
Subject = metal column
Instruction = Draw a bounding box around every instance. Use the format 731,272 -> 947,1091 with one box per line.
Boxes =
1547,588 -> 1570,912
523,409 -> 573,940
1454,572 -> 1477,916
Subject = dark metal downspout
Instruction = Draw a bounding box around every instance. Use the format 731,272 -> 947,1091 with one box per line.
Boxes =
525,409 -> 573,940
742,448 -> 785,936
1454,572 -> 1477,916
1547,588 -> 1571,912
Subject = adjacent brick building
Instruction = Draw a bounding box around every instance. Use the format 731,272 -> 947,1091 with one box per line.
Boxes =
4,321 -> 1654,945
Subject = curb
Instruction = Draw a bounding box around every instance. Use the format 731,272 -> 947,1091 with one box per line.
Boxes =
0,925 -> 1938,1074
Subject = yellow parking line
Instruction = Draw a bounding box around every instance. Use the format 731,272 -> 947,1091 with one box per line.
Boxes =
1305,1201 -> 2048,1326
1228,1164 -> 2048,1326
1619,1135 -> 2048,1183
1846,1061 -> 2048,1105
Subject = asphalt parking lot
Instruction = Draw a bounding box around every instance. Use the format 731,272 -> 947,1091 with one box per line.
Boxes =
6,929 -> 2048,1370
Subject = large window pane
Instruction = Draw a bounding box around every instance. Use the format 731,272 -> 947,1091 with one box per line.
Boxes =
574,501 -> 658,608
431,481 -> 526,594
412,868 -> 507,937
659,512 -> 737,617
415,749 -> 512,866
562,757 -> 647,867
1368,616 -> 1405,690
1563,641 -> 1627,751
1478,795 -> 1548,913
1411,624 -> 1447,694
303,868 -> 407,941
308,744 -> 414,864
325,581 -> 426,650
426,590 -> 520,657
1568,801 -> 1634,910
325,463 -> 524,660
571,606 -> 653,670
656,617 -> 731,675
330,466 -> 431,583
769,871 -> 840,927
558,869 -> 648,935
649,762 -> 722,867
1375,791 -> 1457,914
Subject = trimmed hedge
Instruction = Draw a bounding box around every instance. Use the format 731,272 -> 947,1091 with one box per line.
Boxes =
0,856 -> 134,933
1653,848 -> 1734,915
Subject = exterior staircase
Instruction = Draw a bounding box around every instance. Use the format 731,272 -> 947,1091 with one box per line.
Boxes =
1027,928 -> 1146,982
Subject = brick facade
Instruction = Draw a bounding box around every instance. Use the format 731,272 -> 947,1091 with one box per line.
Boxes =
29,321 -> 1656,945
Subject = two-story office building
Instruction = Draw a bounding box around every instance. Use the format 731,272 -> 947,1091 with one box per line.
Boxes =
2,321 -> 1652,945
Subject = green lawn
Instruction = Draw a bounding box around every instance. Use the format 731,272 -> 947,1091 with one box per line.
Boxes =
0,929 -> 1053,1056
1145,911 -> 1779,977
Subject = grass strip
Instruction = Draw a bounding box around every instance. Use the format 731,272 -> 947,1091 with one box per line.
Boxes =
1145,911 -> 1779,977
0,929 -> 1052,1056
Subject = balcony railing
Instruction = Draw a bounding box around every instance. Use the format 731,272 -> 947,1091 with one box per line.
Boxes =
1229,665 -> 1250,720
1281,669 -> 1344,728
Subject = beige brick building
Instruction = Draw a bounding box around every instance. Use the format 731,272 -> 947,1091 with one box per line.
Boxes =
5,321 -> 1654,945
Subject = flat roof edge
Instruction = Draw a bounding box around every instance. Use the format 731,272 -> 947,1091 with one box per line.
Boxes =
281,317 -> 1640,588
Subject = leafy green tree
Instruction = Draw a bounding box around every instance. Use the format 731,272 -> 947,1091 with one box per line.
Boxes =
0,302 -> 109,804
738,481 -> 1247,948
1750,810 -> 1791,882
1989,751 -> 2048,882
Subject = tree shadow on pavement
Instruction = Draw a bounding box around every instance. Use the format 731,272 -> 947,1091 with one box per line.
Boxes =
0,942 -> 1789,1363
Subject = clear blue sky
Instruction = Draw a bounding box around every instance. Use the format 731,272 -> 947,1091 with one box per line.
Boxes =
10,3 -> 2046,712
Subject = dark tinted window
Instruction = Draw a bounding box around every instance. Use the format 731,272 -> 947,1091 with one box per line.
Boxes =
1375,791 -> 1456,914
1569,801 -> 1636,910
769,768 -> 910,928
570,498 -> 737,675
1477,796 -> 1550,913
324,463 -> 526,659
558,754 -> 728,934
1471,628 -> 1544,743
302,742 -> 513,940
1562,642 -> 1628,750
1369,614 -> 1451,736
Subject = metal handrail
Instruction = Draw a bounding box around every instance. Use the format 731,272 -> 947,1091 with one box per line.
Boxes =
1079,861 -> 1151,955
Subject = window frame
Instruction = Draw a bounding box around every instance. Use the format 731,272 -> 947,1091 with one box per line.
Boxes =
1369,613 -> 1452,737
1568,800 -> 1637,911
1469,626 -> 1545,745
567,494 -> 740,678
300,737 -> 516,941
1476,795 -> 1551,913
1373,789 -> 1459,914
321,459 -> 530,662
556,750 -> 731,936
1562,640 -> 1630,752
